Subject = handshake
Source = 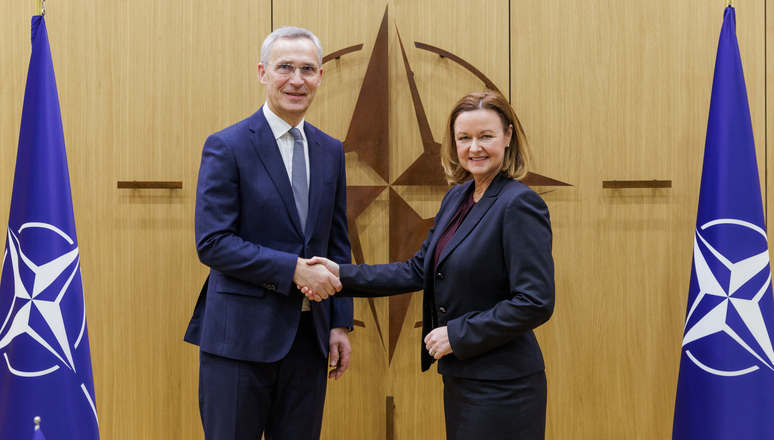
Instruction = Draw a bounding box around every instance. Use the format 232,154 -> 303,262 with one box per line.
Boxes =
294,257 -> 340,302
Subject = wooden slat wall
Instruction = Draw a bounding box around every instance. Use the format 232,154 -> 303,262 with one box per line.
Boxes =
512,1 -> 766,439
0,1 -> 767,439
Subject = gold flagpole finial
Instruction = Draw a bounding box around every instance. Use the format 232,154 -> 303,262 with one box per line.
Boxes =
728,0 -> 733,7
34,0 -> 45,16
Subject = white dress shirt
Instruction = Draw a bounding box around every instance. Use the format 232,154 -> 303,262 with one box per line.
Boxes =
262,105 -> 312,312
262,105 -> 310,186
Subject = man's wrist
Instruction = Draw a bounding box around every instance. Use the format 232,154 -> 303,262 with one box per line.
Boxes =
292,257 -> 306,284
332,325 -> 353,333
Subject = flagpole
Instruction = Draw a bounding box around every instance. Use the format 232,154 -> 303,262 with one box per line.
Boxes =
34,0 -> 44,16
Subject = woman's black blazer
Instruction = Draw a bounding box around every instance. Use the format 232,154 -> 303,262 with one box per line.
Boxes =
340,173 -> 554,380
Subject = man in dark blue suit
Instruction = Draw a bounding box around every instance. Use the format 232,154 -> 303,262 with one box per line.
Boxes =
184,26 -> 353,440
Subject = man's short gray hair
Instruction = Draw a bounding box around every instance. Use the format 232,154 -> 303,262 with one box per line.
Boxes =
260,26 -> 323,66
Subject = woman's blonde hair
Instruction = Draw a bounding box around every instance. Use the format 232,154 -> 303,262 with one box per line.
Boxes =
440,91 -> 531,185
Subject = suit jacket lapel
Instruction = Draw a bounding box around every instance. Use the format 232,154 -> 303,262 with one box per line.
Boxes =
436,174 -> 507,267
304,125 -> 324,242
248,110 -> 305,238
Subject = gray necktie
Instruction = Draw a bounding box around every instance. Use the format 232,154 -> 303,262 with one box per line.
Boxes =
289,127 -> 308,234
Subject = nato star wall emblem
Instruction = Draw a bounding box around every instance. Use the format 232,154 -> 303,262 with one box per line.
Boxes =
0,16 -> 99,440
672,7 -> 774,440
326,7 -> 569,363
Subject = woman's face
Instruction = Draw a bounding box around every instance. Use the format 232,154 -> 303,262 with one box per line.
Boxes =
454,109 -> 512,184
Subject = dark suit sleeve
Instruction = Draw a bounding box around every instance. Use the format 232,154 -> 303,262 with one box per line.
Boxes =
339,258 -> 425,296
327,143 -> 354,328
338,188 -> 461,296
195,132 -> 299,295
447,190 -> 555,360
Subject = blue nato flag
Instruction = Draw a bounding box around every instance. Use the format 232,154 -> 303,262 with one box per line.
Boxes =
0,16 -> 99,439
673,6 -> 774,440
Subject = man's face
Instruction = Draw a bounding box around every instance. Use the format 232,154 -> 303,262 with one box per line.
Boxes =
258,38 -> 322,126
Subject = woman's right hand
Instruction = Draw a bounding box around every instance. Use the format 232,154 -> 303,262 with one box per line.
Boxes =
306,256 -> 340,277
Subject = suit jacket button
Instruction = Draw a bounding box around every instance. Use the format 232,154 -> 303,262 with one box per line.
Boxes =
436,272 -> 444,279
439,307 -> 446,313
263,283 -> 276,291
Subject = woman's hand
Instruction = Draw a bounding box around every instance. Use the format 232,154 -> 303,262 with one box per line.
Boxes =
424,326 -> 452,359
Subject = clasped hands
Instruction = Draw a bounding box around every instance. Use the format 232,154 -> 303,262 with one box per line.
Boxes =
295,257 -> 453,360
294,257 -> 340,302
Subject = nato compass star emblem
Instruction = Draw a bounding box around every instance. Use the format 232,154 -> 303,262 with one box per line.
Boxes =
325,7 -> 570,364
0,222 -> 84,377
682,218 -> 774,376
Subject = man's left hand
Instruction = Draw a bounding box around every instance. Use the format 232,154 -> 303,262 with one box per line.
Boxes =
328,327 -> 351,380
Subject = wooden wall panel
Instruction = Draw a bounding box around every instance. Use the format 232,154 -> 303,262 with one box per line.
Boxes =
390,2 -> 509,438
0,5 -> 29,248
512,1 -> 766,439
2,1 -> 270,439
274,1 -> 509,438
273,3 -> 392,438
389,1 -> 511,181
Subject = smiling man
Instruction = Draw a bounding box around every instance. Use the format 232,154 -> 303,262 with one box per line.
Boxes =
184,26 -> 353,440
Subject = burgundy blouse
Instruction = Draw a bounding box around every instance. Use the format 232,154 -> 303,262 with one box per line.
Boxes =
434,190 -> 476,269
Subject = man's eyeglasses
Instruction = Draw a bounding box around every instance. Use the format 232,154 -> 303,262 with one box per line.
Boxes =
271,64 -> 320,77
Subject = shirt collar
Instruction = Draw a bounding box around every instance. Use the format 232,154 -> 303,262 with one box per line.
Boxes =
262,105 -> 306,141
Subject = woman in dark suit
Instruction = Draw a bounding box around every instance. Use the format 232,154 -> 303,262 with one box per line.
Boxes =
304,90 -> 554,439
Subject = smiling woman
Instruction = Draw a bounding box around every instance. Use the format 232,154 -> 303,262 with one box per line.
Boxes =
302,89 -> 554,440
441,91 -> 531,197
453,109 -> 511,201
